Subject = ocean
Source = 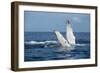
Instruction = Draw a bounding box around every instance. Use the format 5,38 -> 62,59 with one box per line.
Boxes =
24,32 -> 90,61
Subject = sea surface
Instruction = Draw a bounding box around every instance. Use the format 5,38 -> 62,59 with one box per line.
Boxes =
24,32 -> 90,62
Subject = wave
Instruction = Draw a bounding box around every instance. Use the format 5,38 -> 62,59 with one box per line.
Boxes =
25,40 -> 58,45
24,40 -> 89,48
75,44 -> 88,46
25,40 -> 59,48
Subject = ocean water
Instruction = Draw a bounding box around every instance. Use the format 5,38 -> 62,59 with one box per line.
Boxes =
24,32 -> 90,61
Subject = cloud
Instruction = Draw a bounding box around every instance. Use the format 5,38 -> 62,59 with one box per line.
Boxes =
72,16 -> 81,23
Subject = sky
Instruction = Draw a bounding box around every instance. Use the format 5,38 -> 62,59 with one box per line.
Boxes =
24,11 -> 90,32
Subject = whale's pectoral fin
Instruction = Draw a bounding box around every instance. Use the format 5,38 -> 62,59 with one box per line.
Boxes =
66,20 -> 76,45
54,31 -> 70,47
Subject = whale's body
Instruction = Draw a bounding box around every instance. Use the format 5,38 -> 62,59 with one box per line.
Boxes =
54,20 -> 75,47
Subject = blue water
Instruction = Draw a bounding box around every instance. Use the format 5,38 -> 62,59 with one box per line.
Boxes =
24,32 -> 90,61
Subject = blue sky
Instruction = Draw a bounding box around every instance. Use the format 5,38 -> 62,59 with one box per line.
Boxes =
24,11 -> 90,32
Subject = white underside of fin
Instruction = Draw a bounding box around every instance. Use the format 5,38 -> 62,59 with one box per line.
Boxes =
66,23 -> 75,45
54,31 -> 71,47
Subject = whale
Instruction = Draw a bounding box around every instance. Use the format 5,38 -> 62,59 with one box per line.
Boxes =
54,20 -> 75,47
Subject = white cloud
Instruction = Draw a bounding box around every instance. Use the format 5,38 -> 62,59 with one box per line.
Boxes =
72,16 -> 81,23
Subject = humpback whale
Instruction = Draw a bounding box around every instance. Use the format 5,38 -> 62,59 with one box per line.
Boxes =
54,20 -> 75,47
